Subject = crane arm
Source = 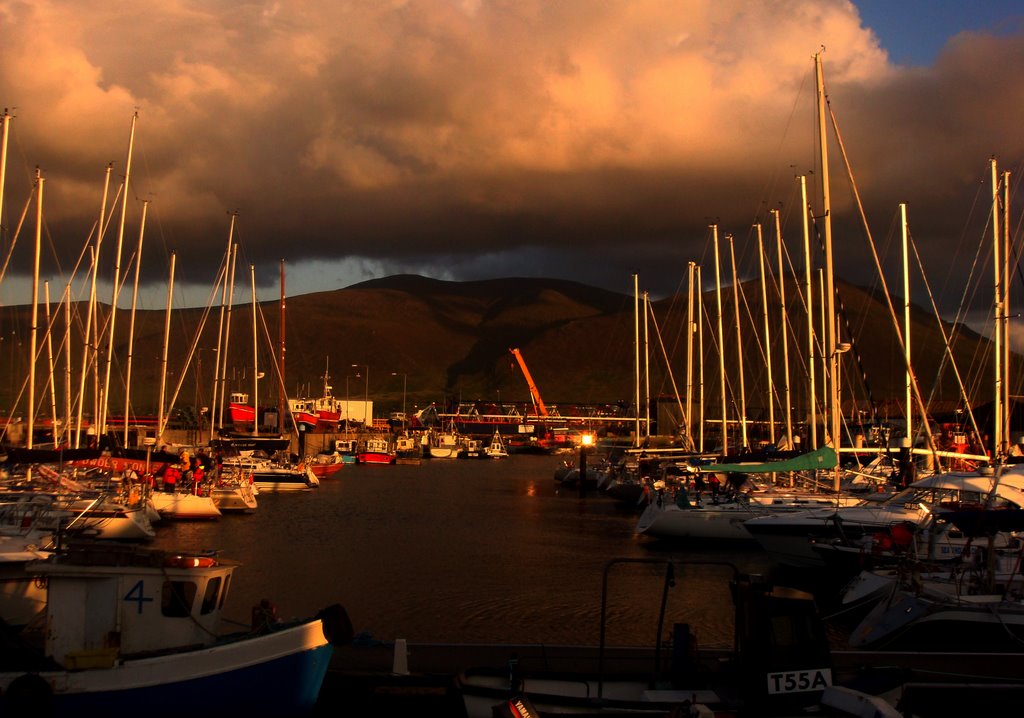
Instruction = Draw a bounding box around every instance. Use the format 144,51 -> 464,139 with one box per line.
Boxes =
509,347 -> 548,418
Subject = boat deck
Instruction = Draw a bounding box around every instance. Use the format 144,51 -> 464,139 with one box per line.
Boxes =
313,641 -> 1024,716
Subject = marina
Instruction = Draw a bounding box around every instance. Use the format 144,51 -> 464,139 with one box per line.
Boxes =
1,24 -> 1023,716
71,452 -> 1018,715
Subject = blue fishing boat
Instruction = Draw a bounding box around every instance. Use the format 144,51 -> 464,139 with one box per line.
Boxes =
0,541 -> 351,716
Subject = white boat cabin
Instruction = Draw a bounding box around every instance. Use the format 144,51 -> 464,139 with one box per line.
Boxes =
35,543 -> 237,668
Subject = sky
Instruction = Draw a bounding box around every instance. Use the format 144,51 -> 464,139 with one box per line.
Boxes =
1,0 -> 1023,320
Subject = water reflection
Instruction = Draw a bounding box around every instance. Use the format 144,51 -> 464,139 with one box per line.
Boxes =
150,454 -> 774,646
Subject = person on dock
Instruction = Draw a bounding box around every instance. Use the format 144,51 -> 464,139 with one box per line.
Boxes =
707,472 -> 721,504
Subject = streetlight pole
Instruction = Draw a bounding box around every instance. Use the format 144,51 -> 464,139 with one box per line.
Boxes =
352,364 -> 368,428
392,372 -> 407,431
344,375 -> 352,435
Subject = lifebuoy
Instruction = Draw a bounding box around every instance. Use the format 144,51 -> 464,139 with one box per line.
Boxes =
164,555 -> 217,569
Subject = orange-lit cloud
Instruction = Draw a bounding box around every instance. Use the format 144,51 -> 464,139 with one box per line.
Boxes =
0,0 -> 1021,311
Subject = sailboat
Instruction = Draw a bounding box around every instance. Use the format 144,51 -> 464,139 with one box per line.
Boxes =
840,161 -> 1024,653
217,262 -> 292,454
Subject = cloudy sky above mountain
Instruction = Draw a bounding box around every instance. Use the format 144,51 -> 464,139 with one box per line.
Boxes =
1,0 -> 1022,320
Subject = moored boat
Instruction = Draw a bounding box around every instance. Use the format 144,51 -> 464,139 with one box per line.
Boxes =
209,473 -> 259,513
0,541 -> 351,716
221,452 -> 320,491
484,432 -> 509,459
357,437 -> 396,465
743,465 -> 1024,568
305,451 -> 346,479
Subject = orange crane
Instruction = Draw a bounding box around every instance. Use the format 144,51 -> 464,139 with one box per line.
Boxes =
509,347 -> 548,418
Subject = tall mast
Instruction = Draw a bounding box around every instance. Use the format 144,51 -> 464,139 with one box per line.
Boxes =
728,233 -> 748,449
251,264 -> 259,437
819,269 -> 828,442
633,273 -> 641,446
0,110 -> 10,240
900,203 -> 911,442
773,209 -> 793,451
1002,170 -> 1011,457
279,259 -> 286,436
643,291 -> 650,441
44,282 -> 58,447
62,280 -> 72,446
217,241 -> 239,436
712,225 -> 727,455
685,261 -> 695,447
211,213 -> 237,442
757,223 -> 775,447
157,252 -> 175,444
697,264 -> 705,453
800,175 -> 816,450
816,51 -> 840,490
28,169 -> 42,450
991,159 -> 1003,458
100,111 -> 137,438
122,199 -> 148,444
75,164 -> 112,447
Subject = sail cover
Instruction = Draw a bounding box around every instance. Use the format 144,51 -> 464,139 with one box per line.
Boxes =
701,446 -> 837,474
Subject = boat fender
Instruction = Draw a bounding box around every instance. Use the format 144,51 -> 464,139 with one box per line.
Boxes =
493,694 -> 540,718
316,603 -> 355,646
2,673 -> 53,715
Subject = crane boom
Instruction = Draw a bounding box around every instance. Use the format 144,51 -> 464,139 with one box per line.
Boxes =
509,347 -> 548,418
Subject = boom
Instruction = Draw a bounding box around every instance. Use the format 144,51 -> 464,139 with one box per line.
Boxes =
509,347 -> 548,418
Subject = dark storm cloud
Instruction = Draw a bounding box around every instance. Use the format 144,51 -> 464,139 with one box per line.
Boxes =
0,1 -> 1021,313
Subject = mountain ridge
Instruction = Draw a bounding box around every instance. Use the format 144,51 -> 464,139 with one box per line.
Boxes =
0,274 -> 1006,428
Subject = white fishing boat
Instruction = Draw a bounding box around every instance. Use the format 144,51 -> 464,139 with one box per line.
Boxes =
428,425 -> 462,459
0,541 -> 350,716
484,432 -> 509,459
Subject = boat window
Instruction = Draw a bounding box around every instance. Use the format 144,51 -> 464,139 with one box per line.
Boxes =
201,576 -> 222,615
162,580 -> 197,617
219,574 -> 232,609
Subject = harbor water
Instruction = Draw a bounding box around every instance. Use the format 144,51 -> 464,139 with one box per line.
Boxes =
150,454 -> 777,651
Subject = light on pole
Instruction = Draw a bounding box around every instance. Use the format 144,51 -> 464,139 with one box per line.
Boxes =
579,433 -> 594,497
392,372 -> 407,431
344,374 -> 353,433
352,364 -> 368,427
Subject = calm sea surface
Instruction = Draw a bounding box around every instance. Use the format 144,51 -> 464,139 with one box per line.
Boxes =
150,455 -> 776,650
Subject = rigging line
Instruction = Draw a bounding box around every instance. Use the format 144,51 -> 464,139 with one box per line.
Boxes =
698,288 -> 738,434
775,224 -> 813,388
806,204 -> 879,423
158,268 -> 226,435
944,185 -> 997,413
655,270 -> 693,400
826,100 -> 942,469
0,189 -> 33,285
254,300 -> 298,437
646,299 -> 692,449
755,69 -> 813,217
908,227 -> 985,451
